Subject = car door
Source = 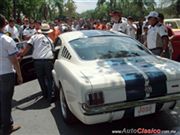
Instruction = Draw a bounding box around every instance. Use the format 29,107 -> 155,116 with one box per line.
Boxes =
54,36 -> 62,59
15,36 -> 62,85
16,42 -> 36,84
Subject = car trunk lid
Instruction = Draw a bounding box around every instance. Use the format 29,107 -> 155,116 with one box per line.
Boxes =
80,56 -> 180,101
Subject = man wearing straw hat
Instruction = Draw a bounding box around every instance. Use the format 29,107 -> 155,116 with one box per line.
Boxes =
21,23 -> 54,102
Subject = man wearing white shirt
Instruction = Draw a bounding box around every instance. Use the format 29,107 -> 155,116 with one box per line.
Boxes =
19,18 -> 29,40
22,20 -> 36,40
4,18 -> 19,41
21,23 -> 54,102
126,16 -> 137,39
110,11 -> 127,34
0,14 -> 22,135
146,11 -> 169,57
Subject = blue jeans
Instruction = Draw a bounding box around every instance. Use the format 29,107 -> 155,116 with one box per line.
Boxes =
34,59 -> 54,100
0,73 -> 15,134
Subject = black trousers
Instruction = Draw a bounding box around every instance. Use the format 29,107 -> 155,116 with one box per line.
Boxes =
150,47 -> 170,58
34,59 -> 54,100
0,73 -> 15,134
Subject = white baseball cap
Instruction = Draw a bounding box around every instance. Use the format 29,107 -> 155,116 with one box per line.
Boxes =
147,11 -> 159,19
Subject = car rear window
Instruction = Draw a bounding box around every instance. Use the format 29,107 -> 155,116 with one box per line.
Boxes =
69,36 -> 150,60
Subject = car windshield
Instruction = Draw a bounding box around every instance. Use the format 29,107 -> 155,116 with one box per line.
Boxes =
165,20 -> 180,29
69,36 -> 151,60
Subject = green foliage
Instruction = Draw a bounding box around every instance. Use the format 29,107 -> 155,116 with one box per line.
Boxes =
80,0 -> 180,20
0,0 -> 64,21
0,0 -> 13,19
156,0 -> 180,18
64,0 -> 77,19
80,0 -> 158,20
0,0 -> 180,21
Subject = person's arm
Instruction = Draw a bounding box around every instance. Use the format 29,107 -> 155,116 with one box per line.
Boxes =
131,23 -> 137,31
158,26 -> 169,57
9,54 -> 23,84
20,35 -> 34,57
160,36 -> 169,57
20,44 -> 32,57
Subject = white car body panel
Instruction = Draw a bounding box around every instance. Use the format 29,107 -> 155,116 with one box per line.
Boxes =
53,30 -> 180,124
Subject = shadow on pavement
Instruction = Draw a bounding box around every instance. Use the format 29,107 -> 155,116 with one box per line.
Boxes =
50,101 -> 180,135
12,92 -> 50,110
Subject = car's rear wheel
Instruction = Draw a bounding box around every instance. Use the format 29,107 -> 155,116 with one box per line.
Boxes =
60,87 -> 77,124
52,80 -> 59,101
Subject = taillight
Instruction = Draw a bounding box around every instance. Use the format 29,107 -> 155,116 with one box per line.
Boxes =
87,91 -> 104,106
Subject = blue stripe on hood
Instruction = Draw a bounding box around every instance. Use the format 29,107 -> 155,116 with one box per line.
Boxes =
107,59 -> 146,101
126,57 -> 167,98
107,58 -> 167,102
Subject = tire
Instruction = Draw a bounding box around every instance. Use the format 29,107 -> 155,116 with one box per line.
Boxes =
60,88 -> 77,124
52,80 -> 59,101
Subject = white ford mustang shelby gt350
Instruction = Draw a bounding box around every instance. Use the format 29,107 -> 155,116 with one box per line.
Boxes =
52,30 -> 180,125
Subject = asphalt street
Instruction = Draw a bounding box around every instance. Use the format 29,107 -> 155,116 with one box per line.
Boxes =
11,80 -> 180,135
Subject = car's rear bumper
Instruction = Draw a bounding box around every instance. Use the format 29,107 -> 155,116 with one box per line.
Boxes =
82,93 -> 180,116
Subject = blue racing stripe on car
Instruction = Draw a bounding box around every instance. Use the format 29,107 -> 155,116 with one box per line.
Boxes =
107,59 -> 146,101
126,57 -> 167,98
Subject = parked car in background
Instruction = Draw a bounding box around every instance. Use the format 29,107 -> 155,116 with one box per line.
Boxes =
52,30 -> 180,125
163,19 -> 180,62
164,18 -> 180,32
171,33 -> 180,62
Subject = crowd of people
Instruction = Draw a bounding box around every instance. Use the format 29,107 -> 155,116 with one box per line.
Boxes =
0,10 -> 174,134
1,11 -> 175,58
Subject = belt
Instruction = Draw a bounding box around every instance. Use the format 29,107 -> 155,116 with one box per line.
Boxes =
150,47 -> 162,51
0,72 -> 15,78
34,59 -> 53,61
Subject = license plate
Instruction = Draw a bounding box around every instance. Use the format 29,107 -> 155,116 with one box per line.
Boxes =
134,104 -> 156,117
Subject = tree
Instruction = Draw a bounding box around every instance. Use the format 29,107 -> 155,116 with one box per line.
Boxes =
51,0 -> 64,17
64,0 -> 77,19
97,0 -> 106,7
176,0 -> 180,16
0,0 -> 13,20
157,0 -> 179,18
95,4 -> 109,20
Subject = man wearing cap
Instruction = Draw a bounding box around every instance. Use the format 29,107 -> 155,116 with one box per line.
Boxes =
146,11 -> 169,57
110,11 -> 127,33
21,23 -> 54,102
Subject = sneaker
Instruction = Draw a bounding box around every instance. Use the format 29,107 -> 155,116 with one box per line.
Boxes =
9,124 -> 21,133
